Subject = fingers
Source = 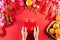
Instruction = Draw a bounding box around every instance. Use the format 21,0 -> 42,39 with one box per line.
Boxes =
34,26 -> 39,35
34,27 -> 36,37
21,26 -> 25,35
25,27 -> 28,35
36,26 -> 39,34
21,26 -> 28,40
21,26 -> 27,36
21,26 -> 28,35
34,26 -> 39,40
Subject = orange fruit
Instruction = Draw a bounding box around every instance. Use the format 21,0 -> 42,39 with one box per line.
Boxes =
56,34 -> 60,38
49,28 -> 55,34
53,23 -> 60,29
56,15 -> 60,22
55,29 -> 60,34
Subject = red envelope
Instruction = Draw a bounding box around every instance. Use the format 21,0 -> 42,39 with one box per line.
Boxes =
24,21 -> 36,33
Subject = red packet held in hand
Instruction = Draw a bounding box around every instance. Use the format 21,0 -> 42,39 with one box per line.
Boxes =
24,20 -> 36,33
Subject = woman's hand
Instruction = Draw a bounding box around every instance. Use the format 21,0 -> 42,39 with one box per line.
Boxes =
21,26 -> 28,40
34,26 -> 39,40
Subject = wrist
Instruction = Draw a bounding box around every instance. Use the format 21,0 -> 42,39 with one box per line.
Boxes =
35,37 -> 38,40
22,37 -> 26,40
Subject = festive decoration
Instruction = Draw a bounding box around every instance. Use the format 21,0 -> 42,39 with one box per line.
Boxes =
0,0 -> 15,37
26,0 -> 32,6
5,14 -> 14,26
0,0 -> 60,39
4,3 -> 14,26
46,1 -> 60,38
0,14 -> 5,27
0,13 -> 6,37
0,0 -> 6,37
47,12 -> 60,39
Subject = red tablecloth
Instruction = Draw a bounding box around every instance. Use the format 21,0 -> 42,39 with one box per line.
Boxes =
0,9 -> 55,40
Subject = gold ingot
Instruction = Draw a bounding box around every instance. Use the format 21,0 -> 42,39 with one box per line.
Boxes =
26,0 -> 32,6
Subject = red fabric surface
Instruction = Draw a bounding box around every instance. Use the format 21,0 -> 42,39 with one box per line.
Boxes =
0,0 -> 57,40
0,9 -> 55,40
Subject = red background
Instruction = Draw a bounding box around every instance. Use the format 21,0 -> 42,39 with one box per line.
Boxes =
0,9 -> 55,40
